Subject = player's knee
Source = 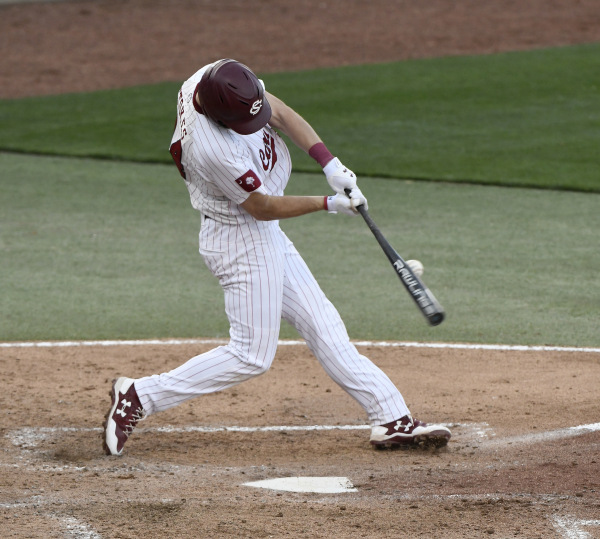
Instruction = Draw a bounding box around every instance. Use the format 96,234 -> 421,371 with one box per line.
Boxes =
229,335 -> 277,375
247,360 -> 271,376
239,353 -> 275,376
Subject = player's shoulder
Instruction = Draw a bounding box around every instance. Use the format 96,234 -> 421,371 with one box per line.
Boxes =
182,60 -> 220,87
193,123 -> 251,164
185,66 -> 206,85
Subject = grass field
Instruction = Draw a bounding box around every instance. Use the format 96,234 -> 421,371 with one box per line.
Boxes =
1,45 -> 598,346
1,152 -> 597,346
1,44 -> 599,191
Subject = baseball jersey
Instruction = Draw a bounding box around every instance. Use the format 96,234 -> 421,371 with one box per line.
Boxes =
134,62 -> 412,429
169,62 -> 292,225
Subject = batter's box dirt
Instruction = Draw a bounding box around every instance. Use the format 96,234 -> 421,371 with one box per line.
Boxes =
1,342 -> 599,537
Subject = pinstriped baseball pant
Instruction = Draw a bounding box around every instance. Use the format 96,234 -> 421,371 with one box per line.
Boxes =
135,219 -> 409,425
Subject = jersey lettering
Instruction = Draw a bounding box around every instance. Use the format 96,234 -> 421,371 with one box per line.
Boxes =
235,170 -> 262,192
260,131 -> 278,172
177,89 -> 188,138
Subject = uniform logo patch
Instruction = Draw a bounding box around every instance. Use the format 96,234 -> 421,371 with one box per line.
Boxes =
250,99 -> 263,115
235,170 -> 262,192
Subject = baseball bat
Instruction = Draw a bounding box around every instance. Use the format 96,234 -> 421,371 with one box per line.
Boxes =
345,189 -> 445,326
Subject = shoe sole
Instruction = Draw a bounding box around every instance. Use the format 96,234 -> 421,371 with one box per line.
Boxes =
102,378 -> 119,456
371,430 -> 451,450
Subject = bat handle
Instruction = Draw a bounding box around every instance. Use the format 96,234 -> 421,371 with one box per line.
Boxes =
344,188 -> 367,214
344,188 -> 371,226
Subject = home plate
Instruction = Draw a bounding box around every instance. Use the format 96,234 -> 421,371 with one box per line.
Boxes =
243,476 -> 357,493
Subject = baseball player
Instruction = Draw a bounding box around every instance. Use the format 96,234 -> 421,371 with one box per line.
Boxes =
103,59 -> 451,456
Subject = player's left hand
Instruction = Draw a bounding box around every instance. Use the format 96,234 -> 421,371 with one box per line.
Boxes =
323,158 -> 357,194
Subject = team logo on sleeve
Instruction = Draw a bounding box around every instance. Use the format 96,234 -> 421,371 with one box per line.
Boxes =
235,170 -> 262,192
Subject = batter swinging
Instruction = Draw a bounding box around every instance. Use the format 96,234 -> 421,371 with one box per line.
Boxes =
103,59 -> 451,456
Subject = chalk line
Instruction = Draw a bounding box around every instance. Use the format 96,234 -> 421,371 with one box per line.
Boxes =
54,515 -> 102,539
553,516 -> 600,539
483,422 -> 600,449
1,338 -> 599,353
6,422 -> 600,454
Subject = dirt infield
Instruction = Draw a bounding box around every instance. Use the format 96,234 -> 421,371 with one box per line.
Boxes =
1,1 -> 600,537
1,0 -> 600,99
2,341 -> 600,537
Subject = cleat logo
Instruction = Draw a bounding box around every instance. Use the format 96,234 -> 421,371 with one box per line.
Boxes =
116,398 -> 131,417
395,418 -> 414,433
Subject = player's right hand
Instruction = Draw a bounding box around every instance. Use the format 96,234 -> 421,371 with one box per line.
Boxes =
347,187 -> 368,210
323,158 -> 357,194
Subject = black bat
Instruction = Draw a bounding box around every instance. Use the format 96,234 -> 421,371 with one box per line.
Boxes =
345,189 -> 445,326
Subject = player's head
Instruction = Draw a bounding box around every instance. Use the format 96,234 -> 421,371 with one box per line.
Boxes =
199,59 -> 272,135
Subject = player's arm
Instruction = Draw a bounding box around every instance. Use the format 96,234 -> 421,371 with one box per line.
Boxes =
243,92 -> 367,220
265,91 -> 359,196
241,192 -> 324,221
241,191 -> 364,221
265,91 -> 321,153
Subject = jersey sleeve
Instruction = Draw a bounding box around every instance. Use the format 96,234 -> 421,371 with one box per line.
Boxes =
192,120 -> 265,205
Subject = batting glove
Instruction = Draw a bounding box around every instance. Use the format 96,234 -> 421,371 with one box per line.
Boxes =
325,188 -> 368,216
323,157 -> 357,194
347,187 -> 368,210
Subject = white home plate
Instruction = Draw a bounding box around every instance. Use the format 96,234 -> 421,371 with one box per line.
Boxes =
243,476 -> 357,494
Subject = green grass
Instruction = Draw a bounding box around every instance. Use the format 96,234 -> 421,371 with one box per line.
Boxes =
2,153 -> 598,346
1,45 -> 598,346
0,44 -> 599,192
0,153 -> 226,341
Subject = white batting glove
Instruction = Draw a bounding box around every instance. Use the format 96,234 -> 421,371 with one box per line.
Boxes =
323,157 -> 357,194
325,188 -> 368,216
346,187 -> 368,210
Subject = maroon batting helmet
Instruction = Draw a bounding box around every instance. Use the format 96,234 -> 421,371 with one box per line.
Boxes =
198,59 -> 272,135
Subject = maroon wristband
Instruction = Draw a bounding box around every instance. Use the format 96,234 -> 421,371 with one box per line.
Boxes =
309,142 -> 335,168
323,195 -> 329,210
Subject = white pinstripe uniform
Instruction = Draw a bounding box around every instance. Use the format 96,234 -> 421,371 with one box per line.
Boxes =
134,63 -> 410,426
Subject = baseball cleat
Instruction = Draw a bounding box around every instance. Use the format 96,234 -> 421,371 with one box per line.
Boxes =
103,377 -> 146,456
370,415 -> 451,449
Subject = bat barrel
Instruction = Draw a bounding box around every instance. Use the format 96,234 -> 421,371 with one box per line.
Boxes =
346,189 -> 446,327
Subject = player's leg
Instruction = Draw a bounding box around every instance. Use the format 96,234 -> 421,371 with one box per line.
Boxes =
134,221 -> 285,415
105,220 -> 289,456
105,222 -> 286,455
279,236 -> 409,425
279,236 -> 451,447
